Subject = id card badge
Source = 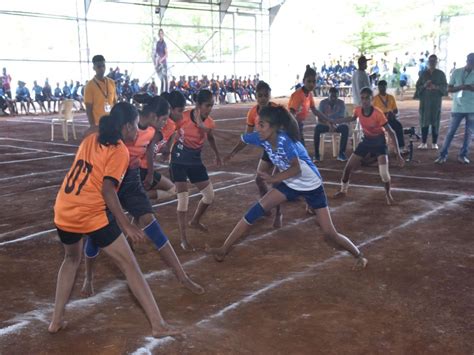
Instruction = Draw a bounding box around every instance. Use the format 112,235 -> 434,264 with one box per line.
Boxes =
104,103 -> 111,113
455,90 -> 464,105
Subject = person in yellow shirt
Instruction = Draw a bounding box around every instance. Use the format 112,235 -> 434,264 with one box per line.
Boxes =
84,55 -> 117,127
373,80 -> 406,152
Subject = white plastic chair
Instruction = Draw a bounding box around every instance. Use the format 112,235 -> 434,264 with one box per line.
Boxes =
51,99 -> 76,141
345,103 -> 362,151
319,132 -> 340,160
226,92 -> 236,104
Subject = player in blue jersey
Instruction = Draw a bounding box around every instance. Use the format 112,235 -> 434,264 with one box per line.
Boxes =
206,105 -> 367,268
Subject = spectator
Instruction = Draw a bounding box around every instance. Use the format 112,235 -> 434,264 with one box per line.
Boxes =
435,53 -> 474,164
16,81 -> 34,115
1,67 -> 12,99
84,54 -> 116,127
72,81 -> 85,110
374,80 -> 406,153
43,79 -> 57,113
314,87 -> 349,162
414,54 -> 447,149
352,56 -> 371,106
154,28 -> 168,94
32,80 -> 47,113
62,81 -> 71,99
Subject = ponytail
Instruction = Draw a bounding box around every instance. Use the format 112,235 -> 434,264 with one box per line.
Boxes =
133,93 -> 169,117
161,90 -> 186,109
303,64 -> 316,80
98,102 -> 138,146
258,106 -> 300,142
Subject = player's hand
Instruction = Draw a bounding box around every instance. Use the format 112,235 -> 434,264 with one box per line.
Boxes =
143,173 -> 153,190
124,223 -> 146,243
257,171 -> 277,184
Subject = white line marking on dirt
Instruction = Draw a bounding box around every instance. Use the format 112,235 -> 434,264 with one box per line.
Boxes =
0,144 -> 73,155
130,337 -> 175,355
0,137 -> 79,148
0,169 -> 69,182
0,154 -> 73,165
136,195 -> 467,353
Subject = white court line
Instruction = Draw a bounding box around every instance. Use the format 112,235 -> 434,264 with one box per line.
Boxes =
0,176 -> 254,247
4,118 -> 89,127
0,154 -> 74,165
0,144 -> 73,155
0,168 -> 69,182
0,184 -> 60,198
131,337 -> 175,355
0,137 -> 79,148
0,201 -> 356,339
318,167 -> 472,184
215,116 -> 246,122
134,195 -> 468,353
1,152 -> 32,156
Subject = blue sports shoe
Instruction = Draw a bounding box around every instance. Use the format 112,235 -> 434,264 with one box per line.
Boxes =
337,152 -> 347,161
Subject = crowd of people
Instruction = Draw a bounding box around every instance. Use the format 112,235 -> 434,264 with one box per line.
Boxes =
45,51 -> 473,338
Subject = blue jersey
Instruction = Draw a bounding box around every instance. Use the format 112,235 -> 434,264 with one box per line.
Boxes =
242,131 -> 322,191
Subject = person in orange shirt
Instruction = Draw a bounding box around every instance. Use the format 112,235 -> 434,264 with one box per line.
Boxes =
50,102 -> 179,338
84,55 -> 117,127
333,87 -> 405,205
225,81 -> 283,228
170,89 -> 222,250
288,65 -> 332,147
81,96 -> 204,297
373,80 -> 407,152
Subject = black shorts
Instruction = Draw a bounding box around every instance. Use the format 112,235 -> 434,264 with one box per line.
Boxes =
118,168 -> 154,218
275,182 -> 328,210
354,135 -> 388,158
399,80 -> 407,87
139,168 -> 162,189
56,218 -> 121,248
261,149 -> 272,163
170,163 -> 208,184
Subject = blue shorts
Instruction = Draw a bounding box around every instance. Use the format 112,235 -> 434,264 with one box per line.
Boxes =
139,168 -> 162,189
354,135 -> 388,158
275,183 -> 328,210
169,163 -> 209,184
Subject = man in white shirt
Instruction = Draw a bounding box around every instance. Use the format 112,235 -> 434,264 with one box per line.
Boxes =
352,56 -> 371,105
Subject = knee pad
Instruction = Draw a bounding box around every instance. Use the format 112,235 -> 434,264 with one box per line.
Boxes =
200,183 -> 214,205
177,191 -> 189,212
84,237 -> 100,258
244,202 -> 265,225
378,164 -> 391,183
144,219 -> 169,250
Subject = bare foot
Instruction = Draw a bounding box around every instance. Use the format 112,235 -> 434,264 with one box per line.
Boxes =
385,193 -> 395,205
333,191 -> 347,199
80,279 -> 94,298
205,244 -> 226,262
180,240 -> 195,251
273,213 -> 283,228
188,221 -> 208,232
48,320 -> 67,334
152,323 -> 183,338
353,256 -> 368,270
181,277 -> 205,295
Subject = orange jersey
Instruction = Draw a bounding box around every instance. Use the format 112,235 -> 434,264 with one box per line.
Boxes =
246,102 -> 279,127
175,110 -> 215,150
354,106 -> 388,137
140,118 -> 176,169
126,126 -> 156,169
54,134 -> 129,234
288,88 -> 315,121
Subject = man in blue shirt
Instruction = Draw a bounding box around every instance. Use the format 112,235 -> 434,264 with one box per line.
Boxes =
62,81 -> 71,99
313,87 -> 349,162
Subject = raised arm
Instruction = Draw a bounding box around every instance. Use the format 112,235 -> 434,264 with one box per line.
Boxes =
225,125 -> 254,162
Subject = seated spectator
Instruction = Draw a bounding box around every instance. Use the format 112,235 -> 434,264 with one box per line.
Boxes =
42,79 -> 56,113
313,87 -> 349,162
373,80 -> 407,153
16,81 -> 34,115
62,81 -> 71,99
0,86 -> 16,115
71,81 -> 85,110
32,80 -> 47,113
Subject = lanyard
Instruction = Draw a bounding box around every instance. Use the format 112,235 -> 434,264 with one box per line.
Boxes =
378,95 -> 389,108
93,77 -> 109,99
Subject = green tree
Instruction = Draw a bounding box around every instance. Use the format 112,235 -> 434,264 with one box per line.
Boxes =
349,4 -> 390,54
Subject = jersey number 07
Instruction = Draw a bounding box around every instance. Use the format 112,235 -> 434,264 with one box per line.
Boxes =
64,159 -> 93,195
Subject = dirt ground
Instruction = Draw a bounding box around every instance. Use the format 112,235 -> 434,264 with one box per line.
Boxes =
0,97 -> 473,355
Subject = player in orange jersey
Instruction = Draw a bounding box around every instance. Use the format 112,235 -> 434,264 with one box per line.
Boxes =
50,102 -> 180,338
333,87 -> 405,205
169,89 -> 222,251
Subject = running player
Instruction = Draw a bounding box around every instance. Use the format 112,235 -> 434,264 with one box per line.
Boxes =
50,102 -> 179,337
81,96 -> 204,296
288,65 -> 332,147
170,89 -> 222,251
206,105 -> 367,269
225,81 -> 282,228
334,87 -> 405,205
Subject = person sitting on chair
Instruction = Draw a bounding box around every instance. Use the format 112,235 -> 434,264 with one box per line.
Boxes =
313,87 -> 349,162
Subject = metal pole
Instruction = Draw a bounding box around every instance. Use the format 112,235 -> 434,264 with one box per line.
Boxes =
254,14 -> 257,75
233,12 -> 236,76
75,0 -> 83,82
